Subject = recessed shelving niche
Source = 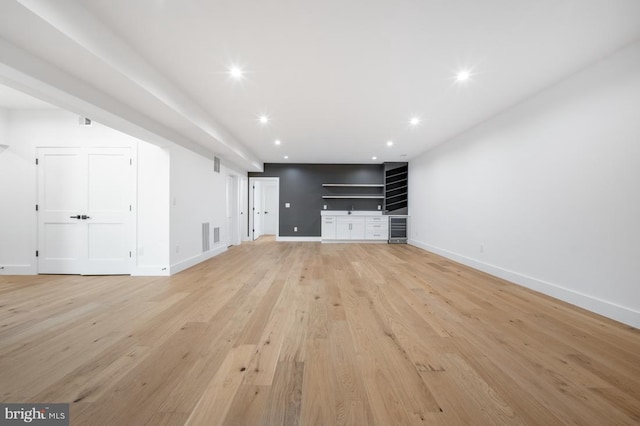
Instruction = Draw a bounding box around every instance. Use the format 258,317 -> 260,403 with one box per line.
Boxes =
384,163 -> 408,214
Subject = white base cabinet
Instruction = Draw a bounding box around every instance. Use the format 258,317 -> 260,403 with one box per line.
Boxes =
321,215 -> 336,239
336,216 -> 365,240
365,216 -> 388,240
321,212 -> 388,242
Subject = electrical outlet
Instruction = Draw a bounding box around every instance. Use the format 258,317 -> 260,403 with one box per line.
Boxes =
294,226 -> 298,232
285,203 -> 291,208
323,205 -> 327,210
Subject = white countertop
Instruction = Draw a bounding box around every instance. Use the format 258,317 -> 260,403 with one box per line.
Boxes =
321,210 -> 383,216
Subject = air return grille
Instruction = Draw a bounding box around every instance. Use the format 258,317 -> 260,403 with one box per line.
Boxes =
213,227 -> 220,244
202,223 -> 210,252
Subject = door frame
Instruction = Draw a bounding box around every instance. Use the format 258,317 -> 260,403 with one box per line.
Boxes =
248,177 -> 279,241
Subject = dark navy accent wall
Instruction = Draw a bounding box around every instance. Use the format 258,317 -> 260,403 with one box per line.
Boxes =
249,163 -> 384,237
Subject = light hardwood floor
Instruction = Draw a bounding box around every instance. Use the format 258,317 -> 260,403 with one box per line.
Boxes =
1,239 -> 639,425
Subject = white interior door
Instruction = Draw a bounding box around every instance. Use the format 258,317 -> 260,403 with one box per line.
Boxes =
37,148 -> 86,274
262,182 -> 278,235
38,147 -> 134,275
86,148 -> 133,274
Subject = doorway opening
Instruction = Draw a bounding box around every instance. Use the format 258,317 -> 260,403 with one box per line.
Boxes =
248,177 -> 279,241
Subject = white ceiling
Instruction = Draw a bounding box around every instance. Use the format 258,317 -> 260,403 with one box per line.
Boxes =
1,0 -> 639,170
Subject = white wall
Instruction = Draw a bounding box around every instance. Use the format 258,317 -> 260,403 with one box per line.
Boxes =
169,144 -> 246,273
0,108 -> 8,146
252,180 -> 263,239
225,174 -> 241,246
409,41 -> 640,328
240,177 -> 249,241
0,110 -> 35,273
0,109 -> 171,274
136,141 -> 170,275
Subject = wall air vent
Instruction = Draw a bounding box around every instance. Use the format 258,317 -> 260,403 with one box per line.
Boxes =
213,227 -> 220,244
79,116 -> 92,126
214,157 -> 221,173
202,223 -> 210,252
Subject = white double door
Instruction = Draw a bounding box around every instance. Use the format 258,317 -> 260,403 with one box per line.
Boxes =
37,147 -> 134,275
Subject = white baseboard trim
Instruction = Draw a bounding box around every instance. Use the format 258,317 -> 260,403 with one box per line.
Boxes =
276,236 -> 322,242
0,264 -> 36,275
170,245 -> 227,275
409,239 -> 640,329
131,265 -> 171,277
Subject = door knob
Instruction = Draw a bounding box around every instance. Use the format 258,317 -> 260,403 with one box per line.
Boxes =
70,215 -> 81,219
81,215 -> 91,220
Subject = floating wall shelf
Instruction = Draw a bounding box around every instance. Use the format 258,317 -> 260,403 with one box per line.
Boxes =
322,181 -> 385,210
322,195 -> 384,199
322,183 -> 384,187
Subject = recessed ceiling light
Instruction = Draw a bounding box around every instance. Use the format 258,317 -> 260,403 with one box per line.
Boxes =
409,117 -> 420,126
228,65 -> 244,80
386,140 -> 393,147
275,139 -> 281,145
456,69 -> 472,82
372,156 -> 377,160
283,155 -> 289,159
259,115 -> 269,125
